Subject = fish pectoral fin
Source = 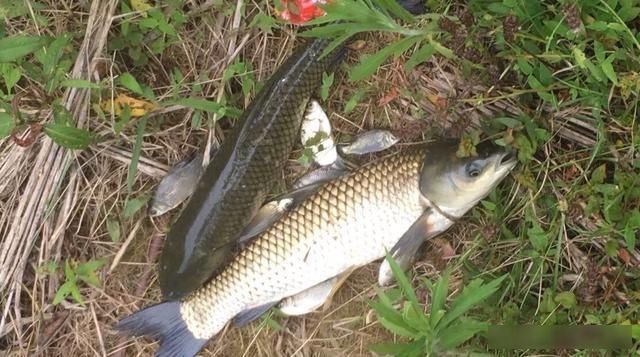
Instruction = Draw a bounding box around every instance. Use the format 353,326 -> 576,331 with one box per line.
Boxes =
233,301 -> 280,327
237,201 -> 290,243
278,268 -> 355,316
378,208 -> 440,287
238,184 -> 326,244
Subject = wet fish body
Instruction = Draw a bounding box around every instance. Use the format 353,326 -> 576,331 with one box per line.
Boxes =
158,39 -> 345,300
339,129 -> 399,156
148,152 -> 207,217
116,140 -> 517,356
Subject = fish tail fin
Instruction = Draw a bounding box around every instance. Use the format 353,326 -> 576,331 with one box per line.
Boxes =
114,301 -> 208,357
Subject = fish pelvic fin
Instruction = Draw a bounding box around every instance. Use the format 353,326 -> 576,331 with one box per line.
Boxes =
114,301 -> 208,357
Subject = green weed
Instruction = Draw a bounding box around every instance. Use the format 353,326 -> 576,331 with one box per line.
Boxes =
44,259 -> 106,306
368,254 -> 507,356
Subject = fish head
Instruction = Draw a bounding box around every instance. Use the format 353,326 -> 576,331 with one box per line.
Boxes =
381,131 -> 399,147
419,139 -> 517,218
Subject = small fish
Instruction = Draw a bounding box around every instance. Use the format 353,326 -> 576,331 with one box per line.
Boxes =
148,153 -> 205,217
339,130 -> 399,156
300,100 -> 337,166
291,163 -> 348,190
115,139 -> 517,356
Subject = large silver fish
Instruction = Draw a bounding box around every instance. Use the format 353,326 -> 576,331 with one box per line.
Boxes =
115,139 -> 516,356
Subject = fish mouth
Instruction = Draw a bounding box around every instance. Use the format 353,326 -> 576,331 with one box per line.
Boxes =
500,150 -> 517,165
497,149 -> 518,171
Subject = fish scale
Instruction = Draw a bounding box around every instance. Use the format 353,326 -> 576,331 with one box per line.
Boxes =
179,151 -> 427,339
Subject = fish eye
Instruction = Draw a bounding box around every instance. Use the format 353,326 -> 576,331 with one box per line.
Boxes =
465,162 -> 482,178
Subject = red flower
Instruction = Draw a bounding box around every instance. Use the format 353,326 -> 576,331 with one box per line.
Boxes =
277,0 -> 328,24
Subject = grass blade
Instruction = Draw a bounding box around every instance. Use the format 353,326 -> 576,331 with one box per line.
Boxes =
127,117 -> 146,193
349,36 -> 420,81
375,0 -> 415,23
428,270 -> 450,328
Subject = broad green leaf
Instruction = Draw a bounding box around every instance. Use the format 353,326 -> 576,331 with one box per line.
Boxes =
249,13 -> 278,34
436,275 -> 506,330
594,41 -> 605,63
123,196 -> 149,218
495,117 -> 524,129
554,291 -> 577,309
378,315 -> 419,337
438,320 -> 488,350
78,269 -> 102,288
76,261 -> 105,289
52,102 -> 73,126
517,58 -> 534,75
431,40 -> 454,58
76,259 -> 105,276
605,239 -> 619,257
43,123 -> 94,149
537,63 -> 553,86
38,33 -> 71,94
320,72 -> 334,101
584,58 -> 605,82
369,300 -> 418,337
619,6 -> 640,21
118,72 -> 144,95
69,281 -> 85,305
591,164 -> 607,185
61,79 -> 101,89
0,0 -> 32,18
0,63 -> 21,93
349,36 -> 420,81
64,260 -> 75,281
0,112 -> 15,139
402,303 -> 429,332
127,117 -> 146,193
0,35 -> 50,62
527,221 -> 548,252
373,286 -> 395,309
107,218 -> 121,242
515,134 -> 534,162
344,87 -> 367,113
52,281 -> 73,305
77,268 -> 102,288
601,56 -> 618,85
405,42 -> 435,72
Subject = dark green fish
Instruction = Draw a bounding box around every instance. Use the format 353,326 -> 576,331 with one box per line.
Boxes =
158,38 -> 346,300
